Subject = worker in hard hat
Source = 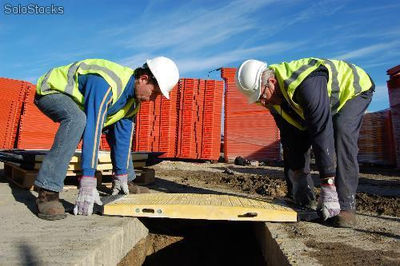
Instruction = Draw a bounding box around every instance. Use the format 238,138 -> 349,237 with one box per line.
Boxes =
235,58 -> 374,227
34,57 -> 179,220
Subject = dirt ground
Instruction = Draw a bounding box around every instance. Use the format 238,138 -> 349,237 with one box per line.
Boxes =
150,162 -> 400,217
119,161 -> 400,266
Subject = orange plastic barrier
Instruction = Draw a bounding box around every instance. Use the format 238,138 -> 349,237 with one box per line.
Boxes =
221,68 -> 280,162
358,109 -> 396,165
0,78 -> 34,149
134,78 -> 224,161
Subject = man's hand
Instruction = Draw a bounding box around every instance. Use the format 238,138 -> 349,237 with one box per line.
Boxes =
73,177 -> 102,216
112,174 -> 129,195
317,178 -> 340,221
288,169 -> 316,208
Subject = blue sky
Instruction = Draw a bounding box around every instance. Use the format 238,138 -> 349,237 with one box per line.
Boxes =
0,0 -> 399,112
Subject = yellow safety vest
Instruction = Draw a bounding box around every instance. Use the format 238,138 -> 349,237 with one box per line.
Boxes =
268,58 -> 372,130
36,59 -> 140,127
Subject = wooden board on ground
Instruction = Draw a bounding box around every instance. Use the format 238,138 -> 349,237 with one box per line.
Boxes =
4,162 -> 38,189
34,151 -> 149,164
3,163 -> 108,190
103,193 -> 297,222
33,161 -> 146,171
133,168 -> 155,185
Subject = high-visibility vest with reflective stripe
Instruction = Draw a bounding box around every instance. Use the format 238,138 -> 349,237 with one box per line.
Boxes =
269,58 -> 372,130
36,59 -> 139,127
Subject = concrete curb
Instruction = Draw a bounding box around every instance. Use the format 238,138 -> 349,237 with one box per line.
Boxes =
254,222 -> 320,266
75,218 -> 149,266
0,182 -> 148,265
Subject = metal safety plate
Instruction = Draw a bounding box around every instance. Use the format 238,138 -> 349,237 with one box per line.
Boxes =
103,193 -> 297,222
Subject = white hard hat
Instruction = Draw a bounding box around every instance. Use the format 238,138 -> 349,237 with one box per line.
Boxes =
235,59 -> 268,103
146,56 -> 179,99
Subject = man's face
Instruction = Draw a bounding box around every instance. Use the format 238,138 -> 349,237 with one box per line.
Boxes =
257,77 -> 281,106
258,78 -> 275,106
135,74 -> 161,102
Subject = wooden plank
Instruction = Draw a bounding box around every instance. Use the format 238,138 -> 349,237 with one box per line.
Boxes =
98,152 -> 149,163
4,163 -> 107,190
35,154 -> 79,162
4,163 -> 37,189
133,168 -> 155,185
103,193 -> 297,222
34,163 -> 114,171
133,161 -> 146,168
35,151 -> 149,163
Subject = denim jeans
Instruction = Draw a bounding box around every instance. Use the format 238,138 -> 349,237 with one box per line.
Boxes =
34,93 -> 136,192
34,93 -> 86,192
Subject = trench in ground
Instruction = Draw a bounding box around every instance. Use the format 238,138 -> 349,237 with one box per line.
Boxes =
119,218 -> 267,266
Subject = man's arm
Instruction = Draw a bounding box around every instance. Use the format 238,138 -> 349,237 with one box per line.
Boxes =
295,73 -> 341,220
74,74 -> 111,216
106,117 -> 134,195
106,117 -> 134,175
294,73 -> 336,178
80,74 -> 113,177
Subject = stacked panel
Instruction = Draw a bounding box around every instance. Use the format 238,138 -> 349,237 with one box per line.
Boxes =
17,84 -> 59,149
159,84 -> 179,157
0,78 -> 31,149
2,76 -> 223,161
100,134 -> 111,151
134,84 -> 179,158
134,100 -> 152,152
133,79 -> 223,161
221,68 -> 281,162
358,110 -> 396,165
193,80 -> 205,158
201,80 -> 224,160
387,65 -> 400,168
177,79 -> 197,158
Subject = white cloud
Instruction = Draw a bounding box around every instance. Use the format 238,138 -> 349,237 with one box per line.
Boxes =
289,0 -> 346,25
176,41 -> 305,74
116,0 -> 279,52
335,41 -> 400,60
346,3 -> 400,14
348,28 -> 400,40
117,53 -> 155,68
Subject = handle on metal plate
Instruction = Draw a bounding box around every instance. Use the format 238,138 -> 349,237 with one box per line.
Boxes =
238,212 -> 258,218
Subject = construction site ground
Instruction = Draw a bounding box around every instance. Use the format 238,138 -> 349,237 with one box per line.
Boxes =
1,161 -> 400,265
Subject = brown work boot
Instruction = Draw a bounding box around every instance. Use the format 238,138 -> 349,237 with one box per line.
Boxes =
332,210 -> 356,228
128,182 -> 150,194
36,188 -> 67,221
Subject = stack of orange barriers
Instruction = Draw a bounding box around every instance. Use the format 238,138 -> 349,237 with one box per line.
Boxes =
5,64 -> 399,167
221,68 -> 281,162
0,78 -> 32,149
358,109 -> 395,165
134,78 -> 224,161
134,83 -> 179,158
16,84 -> 59,149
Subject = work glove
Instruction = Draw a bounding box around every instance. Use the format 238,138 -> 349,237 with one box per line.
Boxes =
288,169 -> 316,209
112,174 -> 129,196
73,177 -> 102,216
317,178 -> 341,221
